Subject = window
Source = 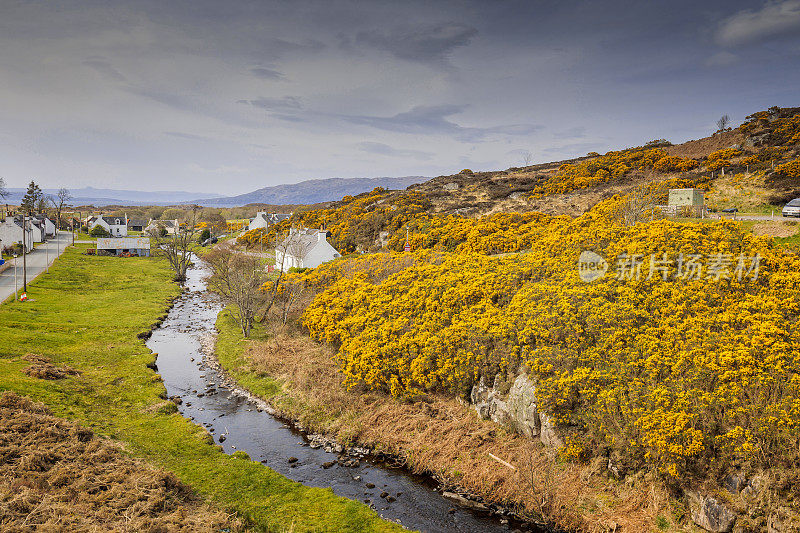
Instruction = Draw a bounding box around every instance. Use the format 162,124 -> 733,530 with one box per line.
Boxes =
788,199 -> 800,207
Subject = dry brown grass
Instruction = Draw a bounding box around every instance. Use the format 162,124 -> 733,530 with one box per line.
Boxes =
664,130 -> 746,159
20,353 -> 81,380
243,328 -> 679,532
752,221 -> 800,238
0,391 -> 241,532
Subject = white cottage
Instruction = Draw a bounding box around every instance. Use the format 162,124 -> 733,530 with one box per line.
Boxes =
0,216 -> 34,252
274,228 -> 340,272
145,219 -> 179,236
29,219 -> 45,243
248,212 -> 293,231
91,215 -> 128,237
35,215 -> 57,237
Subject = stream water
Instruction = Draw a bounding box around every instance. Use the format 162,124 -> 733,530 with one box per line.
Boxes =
147,258 -> 548,533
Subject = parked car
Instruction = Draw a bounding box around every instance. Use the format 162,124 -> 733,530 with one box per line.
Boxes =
783,198 -> 800,218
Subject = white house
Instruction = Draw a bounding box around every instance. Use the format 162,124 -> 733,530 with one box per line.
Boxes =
91,215 -> 128,237
274,228 -> 340,272
0,216 -> 34,252
145,219 -> 179,236
34,215 -> 56,237
248,212 -> 293,231
29,219 -> 45,243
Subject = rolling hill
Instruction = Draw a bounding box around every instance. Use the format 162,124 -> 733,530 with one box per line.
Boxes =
188,176 -> 428,207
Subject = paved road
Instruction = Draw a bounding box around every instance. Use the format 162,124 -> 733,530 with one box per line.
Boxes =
0,231 -> 72,302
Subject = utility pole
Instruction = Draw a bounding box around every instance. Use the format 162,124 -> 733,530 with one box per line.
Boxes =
22,217 -> 27,293
13,254 -> 18,301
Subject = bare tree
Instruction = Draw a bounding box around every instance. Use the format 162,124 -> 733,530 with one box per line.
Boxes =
36,195 -> 51,216
612,182 -> 671,226
0,177 -> 9,218
51,188 -> 72,229
521,151 -> 533,167
148,209 -> 198,281
205,248 -> 267,337
716,114 -> 730,132
256,228 -> 310,324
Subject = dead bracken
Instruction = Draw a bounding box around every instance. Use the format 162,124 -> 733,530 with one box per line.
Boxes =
21,353 -> 81,380
0,391 -> 241,532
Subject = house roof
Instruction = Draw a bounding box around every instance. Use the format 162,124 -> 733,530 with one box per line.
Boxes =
279,228 -> 330,259
128,219 -> 147,227
98,215 -> 127,226
148,219 -> 177,228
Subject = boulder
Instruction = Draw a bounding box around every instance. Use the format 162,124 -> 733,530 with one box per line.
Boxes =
539,412 -> 564,448
687,491 -> 737,532
506,373 -> 540,439
722,472 -> 747,494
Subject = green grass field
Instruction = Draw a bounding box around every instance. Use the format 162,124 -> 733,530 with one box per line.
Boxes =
0,244 -> 402,532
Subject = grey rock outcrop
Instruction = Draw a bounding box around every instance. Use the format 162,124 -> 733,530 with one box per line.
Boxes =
471,372 -> 564,447
687,491 -> 737,532
505,373 -> 540,439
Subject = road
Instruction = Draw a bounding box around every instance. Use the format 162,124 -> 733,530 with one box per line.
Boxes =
0,231 -> 72,302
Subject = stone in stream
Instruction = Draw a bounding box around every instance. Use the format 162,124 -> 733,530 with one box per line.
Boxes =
366,482 -> 376,489
288,457 -> 298,463
380,491 -> 389,499
322,461 -> 336,469
441,492 -> 490,512
218,435 -> 226,443
386,496 -> 396,503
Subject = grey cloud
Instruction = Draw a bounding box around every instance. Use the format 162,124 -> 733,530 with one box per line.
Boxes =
238,96 -> 302,111
164,131 -> 215,141
129,88 -> 196,112
356,141 -> 433,160
343,104 -> 540,141
270,113 -> 306,123
354,22 -> 478,64
553,127 -> 587,139
706,51 -> 739,67
716,0 -> 800,47
82,57 -> 127,82
542,142 -> 605,156
251,67 -> 286,80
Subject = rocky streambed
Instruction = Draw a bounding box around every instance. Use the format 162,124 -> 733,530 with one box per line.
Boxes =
147,256 -> 553,533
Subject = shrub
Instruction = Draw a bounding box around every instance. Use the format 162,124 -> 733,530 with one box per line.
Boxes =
297,195 -> 800,482
89,225 -> 110,237
775,159 -> 800,179
198,228 -> 211,244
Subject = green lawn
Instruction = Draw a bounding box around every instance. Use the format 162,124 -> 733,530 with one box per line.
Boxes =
0,244 -> 402,533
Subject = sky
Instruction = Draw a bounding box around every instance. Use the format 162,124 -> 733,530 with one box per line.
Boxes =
1,0 -> 800,195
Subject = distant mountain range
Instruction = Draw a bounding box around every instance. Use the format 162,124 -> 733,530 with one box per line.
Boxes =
187,176 -> 429,207
2,186 -> 224,207
1,177 -> 429,208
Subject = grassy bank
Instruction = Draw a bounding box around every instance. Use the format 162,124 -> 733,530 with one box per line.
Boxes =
214,309 -> 672,532
0,244 -> 403,532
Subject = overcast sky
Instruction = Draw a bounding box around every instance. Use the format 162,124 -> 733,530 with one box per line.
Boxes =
1,0 -> 799,194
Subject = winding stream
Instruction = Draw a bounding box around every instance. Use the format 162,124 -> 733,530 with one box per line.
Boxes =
147,257 -> 547,533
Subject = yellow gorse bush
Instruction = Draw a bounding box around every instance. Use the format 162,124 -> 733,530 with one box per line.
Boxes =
528,147 -> 698,198
775,159 -> 800,179
294,197 -> 800,480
